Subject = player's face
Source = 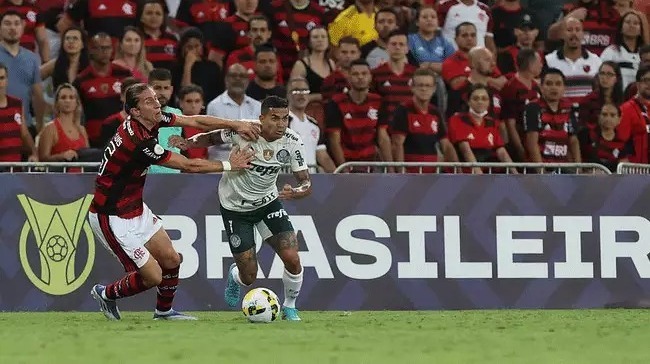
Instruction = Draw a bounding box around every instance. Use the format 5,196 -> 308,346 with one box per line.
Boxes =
0,15 -> 23,44
288,81 -> 310,110
411,75 -> 436,102
468,89 -> 490,115
56,87 -> 80,115
598,104 -> 620,130
133,87 -> 162,123
179,92 -> 204,115
261,108 -> 289,139
541,74 -> 565,102
150,79 -> 173,107
141,3 -> 165,30
348,65 -> 372,91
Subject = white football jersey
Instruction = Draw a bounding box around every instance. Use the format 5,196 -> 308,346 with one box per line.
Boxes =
218,127 -> 308,212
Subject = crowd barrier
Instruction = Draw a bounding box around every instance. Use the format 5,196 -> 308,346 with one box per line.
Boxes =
333,162 -> 613,174
617,162 -> 650,175
2,173 -> 650,311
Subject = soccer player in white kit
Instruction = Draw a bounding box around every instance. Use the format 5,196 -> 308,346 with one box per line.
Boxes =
172,96 -> 311,321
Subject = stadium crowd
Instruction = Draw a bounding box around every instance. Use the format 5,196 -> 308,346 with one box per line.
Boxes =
0,0 -> 649,173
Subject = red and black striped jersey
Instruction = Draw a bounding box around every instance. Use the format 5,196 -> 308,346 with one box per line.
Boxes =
320,70 -> 349,100
578,91 -> 605,132
579,127 -> 633,172
144,32 -> 177,71
0,1 -> 43,52
324,92 -> 384,161
225,46 -> 284,83
448,112 -> 504,162
264,0 -> 326,79
391,100 -> 446,162
175,0 -> 231,27
209,14 -> 251,56
560,0 -> 619,56
500,76 -> 540,142
371,62 -> 416,125
65,0 -> 137,38
0,96 -> 24,162
91,112 -> 176,218
74,64 -> 132,147
523,98 -> 578,162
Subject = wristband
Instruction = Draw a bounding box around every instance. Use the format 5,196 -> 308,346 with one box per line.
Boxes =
222,161 -> 231,171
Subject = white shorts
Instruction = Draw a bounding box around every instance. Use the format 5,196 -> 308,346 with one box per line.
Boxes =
88,204 -> 161,272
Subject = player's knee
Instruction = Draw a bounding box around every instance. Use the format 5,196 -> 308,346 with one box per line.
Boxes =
240,268 -> 257,286
282,252 -> 301,275
141,265 -> 163,288
160,251 -> 182,270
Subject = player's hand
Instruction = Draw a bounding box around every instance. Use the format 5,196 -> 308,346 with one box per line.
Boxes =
28,153 -> 39,162
566,8 -> 587,21
278,184 -> 295,200
235,121 -> 261,141
228,145 -> 254,170
168,135 -> 190,150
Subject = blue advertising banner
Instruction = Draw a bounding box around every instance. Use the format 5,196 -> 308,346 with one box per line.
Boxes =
1,174 -> 650,312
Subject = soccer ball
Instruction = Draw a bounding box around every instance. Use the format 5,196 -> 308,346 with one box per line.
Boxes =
45,235 -> 69,262
241,287 -> 280,323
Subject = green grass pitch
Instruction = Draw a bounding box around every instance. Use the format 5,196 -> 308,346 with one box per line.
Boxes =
1,310 -> 649,364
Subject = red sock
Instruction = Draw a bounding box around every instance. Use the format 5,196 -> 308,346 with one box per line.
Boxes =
156,266 -> 179,312
105,272 -> 147,299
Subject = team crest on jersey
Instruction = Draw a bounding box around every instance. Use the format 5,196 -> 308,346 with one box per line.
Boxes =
100,83 -> 109,94
263,149 -> 274,161
276,149 -> 291,163
583,65 -> 591,73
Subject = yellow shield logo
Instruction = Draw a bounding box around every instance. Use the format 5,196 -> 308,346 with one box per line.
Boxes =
263,149 -> 273,161
17,194 -> 95,295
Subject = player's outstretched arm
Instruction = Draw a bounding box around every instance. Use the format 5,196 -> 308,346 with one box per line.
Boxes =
174,114 -> 260,141
161,146 -> 253,173
168,131 -> 223,150
279,170 -> 312,200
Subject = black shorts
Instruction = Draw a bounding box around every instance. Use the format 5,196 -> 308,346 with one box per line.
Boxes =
220,199 -> 294,254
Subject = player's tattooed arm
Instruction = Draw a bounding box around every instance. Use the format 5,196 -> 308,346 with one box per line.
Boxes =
174,115 -> 260,141
168,131 -> 224,149
278,170 -> 312,200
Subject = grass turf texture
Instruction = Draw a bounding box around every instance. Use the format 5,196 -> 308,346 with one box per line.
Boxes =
1,310 -> 649,363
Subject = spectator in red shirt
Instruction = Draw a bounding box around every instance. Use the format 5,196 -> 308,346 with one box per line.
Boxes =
178,84 -> 208,160
500,48 -> 542,162
391,68 -> 458,173
579,102 -> 633,172
209,0 -> 260,60
523,68 -> 581,170
325,59 -> 392,169
321,36 -> 360,101
0,62 -> 36,164
38,83 -> 89,166
138,0 -> 178,72
496,12 -> 540,79
579,61 -> 624,132
448,83 -> 515,174
619,65 -> 650,162
441,22 -> 477,90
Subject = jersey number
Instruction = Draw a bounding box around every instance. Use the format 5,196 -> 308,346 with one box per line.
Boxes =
98,137 -> 123,176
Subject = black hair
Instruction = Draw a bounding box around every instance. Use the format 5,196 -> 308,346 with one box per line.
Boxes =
516,48 -> 538,72
261,96 -> 288,115
541,68 -> 566,83
0,9 -> 22,22
148,68 -> 172,83
53,26 -> 90,90
349,59 -> 371,69
178,84 -> 204,100
455,22 -> 476,37
124,83 -> 151,114
121,77 -> 141,97
637,65 -> 650,82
